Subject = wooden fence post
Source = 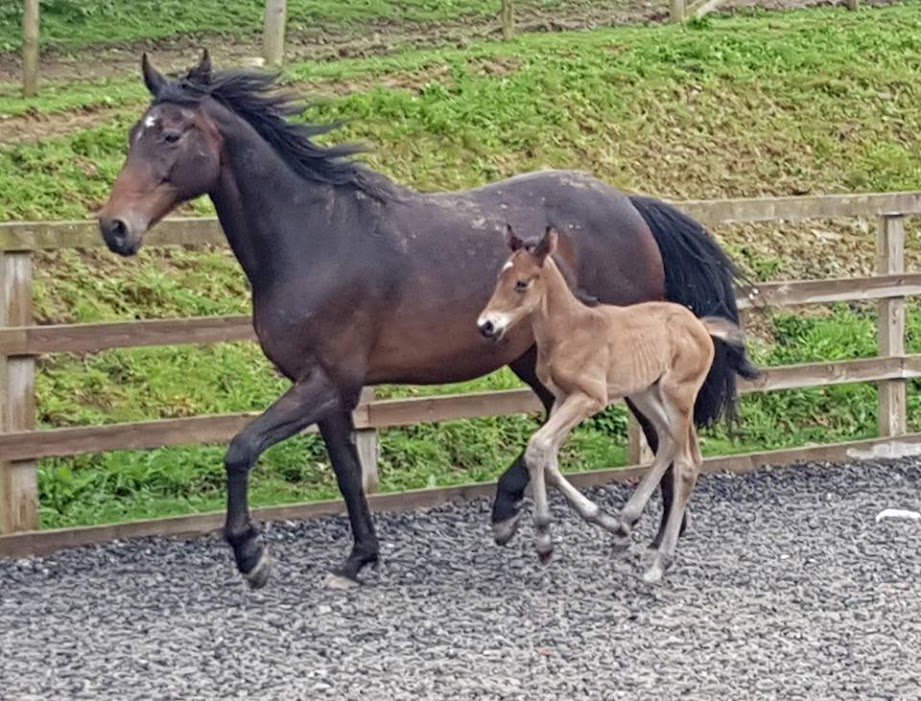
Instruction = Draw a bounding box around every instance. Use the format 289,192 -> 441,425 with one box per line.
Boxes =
670,0 -> 687,22
262,0 -> 287,67
627,415 -> 655,465
877,213 -> 906,438
355,387 -> 379,493
1,250 -> 37,533
500,0 -> 515,39
22,0 -> 40,97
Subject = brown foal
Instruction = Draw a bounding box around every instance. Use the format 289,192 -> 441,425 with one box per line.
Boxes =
477,225 -> 752,583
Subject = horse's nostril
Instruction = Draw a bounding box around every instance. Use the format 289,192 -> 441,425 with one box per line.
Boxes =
479,320 -> 495,337
109,219 -> 127,240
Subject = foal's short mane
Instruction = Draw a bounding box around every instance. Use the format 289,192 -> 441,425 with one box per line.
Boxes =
155,69 -> 396,199
519,240 -> 599,307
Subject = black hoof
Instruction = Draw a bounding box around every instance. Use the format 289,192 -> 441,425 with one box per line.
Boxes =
243,549 -> 272,590
327,548 -> 379,588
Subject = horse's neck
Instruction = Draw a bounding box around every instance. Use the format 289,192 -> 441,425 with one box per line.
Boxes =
531,258 -> 593,347
208,116 -> 338,288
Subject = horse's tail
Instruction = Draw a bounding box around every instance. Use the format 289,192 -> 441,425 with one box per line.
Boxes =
629,194 -> 762,427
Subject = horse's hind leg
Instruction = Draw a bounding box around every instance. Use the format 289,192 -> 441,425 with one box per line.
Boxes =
643,423 -> 700,584
625,399 -> 688,550
492,347 -> 556,546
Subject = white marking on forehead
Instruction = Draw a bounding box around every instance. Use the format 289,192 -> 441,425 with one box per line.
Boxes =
143,115 -> 157,129
501,260 -> 514,272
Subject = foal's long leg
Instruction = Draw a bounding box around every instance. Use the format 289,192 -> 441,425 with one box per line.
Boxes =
224,366 -> 342,588
625,398 -> 687,549
545,457 -> 622,533
643,423 -> 701,584
524,392 -> 603,561
318,410 -> 379,586
492,347 -> 556,546
616,389 -> 679,537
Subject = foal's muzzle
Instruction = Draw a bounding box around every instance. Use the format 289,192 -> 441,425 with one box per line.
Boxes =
477,315 -> 507,343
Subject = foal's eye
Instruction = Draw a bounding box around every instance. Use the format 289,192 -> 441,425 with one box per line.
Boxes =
163,131 -> 182,144
515,279 -> 529,292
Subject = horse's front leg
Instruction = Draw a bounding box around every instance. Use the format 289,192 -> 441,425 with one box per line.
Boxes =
318,410 -> 379,588
224,367 -> 341,589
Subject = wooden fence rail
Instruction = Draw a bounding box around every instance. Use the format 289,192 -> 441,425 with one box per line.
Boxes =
0,191 -> 918,553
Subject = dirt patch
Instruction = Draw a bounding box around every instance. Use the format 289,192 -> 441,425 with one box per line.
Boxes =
0,0 -> 900,145
0,103 -> 134,144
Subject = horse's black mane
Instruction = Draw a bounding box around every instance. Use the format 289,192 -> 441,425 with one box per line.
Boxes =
155,68 -> 395,199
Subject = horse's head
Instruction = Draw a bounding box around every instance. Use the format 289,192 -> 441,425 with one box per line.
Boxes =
477,225 -> 559,343
97,51 -> 222,256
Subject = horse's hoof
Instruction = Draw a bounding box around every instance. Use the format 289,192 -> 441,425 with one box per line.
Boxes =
323,572 -> 361,590
493,512 -> 523,546
243,549 -> 272,590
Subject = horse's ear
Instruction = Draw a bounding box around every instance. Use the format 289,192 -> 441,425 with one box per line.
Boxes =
533,226 -> 559,263
506,224 -> 525,252
141,53 -> 166,97
187,49 -> 213,86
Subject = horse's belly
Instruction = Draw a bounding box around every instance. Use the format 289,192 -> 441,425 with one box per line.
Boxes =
364,316 -> 533,385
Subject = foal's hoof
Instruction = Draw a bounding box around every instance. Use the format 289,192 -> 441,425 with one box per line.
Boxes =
611,535 -> 632,556
243,549 -> 272,590
323,572 -> 362,590
595,511 -> 624,534
493,512 -> 523,546
641,564 -> 665,585
535,532 -> 554,564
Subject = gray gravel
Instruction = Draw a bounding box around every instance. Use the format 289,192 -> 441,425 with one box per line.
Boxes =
2,458 -> 921,700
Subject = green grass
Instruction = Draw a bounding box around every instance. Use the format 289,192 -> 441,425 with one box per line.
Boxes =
0,0 -> 580,53
8,3 -> 921,527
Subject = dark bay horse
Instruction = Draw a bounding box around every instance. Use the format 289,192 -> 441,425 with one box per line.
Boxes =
96,51 -> 758,588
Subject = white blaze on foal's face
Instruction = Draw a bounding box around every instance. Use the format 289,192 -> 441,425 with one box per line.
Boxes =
477,249 -> 544,341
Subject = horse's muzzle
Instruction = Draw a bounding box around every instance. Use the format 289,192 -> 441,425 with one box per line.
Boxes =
98,217 -> 142,256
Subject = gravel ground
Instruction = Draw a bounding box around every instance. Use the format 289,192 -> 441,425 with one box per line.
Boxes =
2,458 -> 921,700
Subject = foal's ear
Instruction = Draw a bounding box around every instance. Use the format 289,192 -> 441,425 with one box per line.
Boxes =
506,224 -> 525,252
532,226 -> 559,263
141,53 -> 166,97
187,49 -> 213,86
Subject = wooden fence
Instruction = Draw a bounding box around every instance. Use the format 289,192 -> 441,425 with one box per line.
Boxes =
2,190 -> 921,557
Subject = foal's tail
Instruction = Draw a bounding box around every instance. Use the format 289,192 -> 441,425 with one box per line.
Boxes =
629,194 -> 762,426
700,317 -> 760,381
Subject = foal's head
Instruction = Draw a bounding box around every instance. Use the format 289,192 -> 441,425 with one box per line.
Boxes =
477,225 -> 559,342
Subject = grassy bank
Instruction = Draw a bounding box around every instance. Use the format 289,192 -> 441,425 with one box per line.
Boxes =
2,4 -> 919,527
0,0 -> 585,53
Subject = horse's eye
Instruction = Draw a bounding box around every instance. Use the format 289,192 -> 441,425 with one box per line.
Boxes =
163,130 -> 182,144
515,279 -> 529,292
